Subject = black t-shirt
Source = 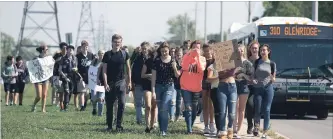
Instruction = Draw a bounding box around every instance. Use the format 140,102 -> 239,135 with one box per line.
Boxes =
102,50 -> 129,84
132,54 -> 146,85
16,63 -> 28,83
76,52 -> 95,84
53,53 -> 65,76
141,57 -> 154,91
152,57 -> 175,85
203,59 -> 215,80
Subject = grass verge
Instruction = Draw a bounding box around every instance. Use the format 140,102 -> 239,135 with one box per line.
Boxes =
1,84 -> 204,139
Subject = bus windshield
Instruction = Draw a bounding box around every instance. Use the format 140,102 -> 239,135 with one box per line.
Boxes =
258,38 -> 333,71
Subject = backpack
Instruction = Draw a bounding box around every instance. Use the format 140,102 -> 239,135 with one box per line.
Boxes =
254,59 -> 275,75
109,50 -> 127,63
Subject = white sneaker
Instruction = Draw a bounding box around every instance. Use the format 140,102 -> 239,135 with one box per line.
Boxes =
203,127 -> 210,134
233,132 -> 241,139
209,123 -> 216,134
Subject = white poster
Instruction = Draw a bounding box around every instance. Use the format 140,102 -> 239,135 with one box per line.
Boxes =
88,66 -> 105,92
26,56 -> 55,83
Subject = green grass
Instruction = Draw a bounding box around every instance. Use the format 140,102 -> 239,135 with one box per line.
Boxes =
1,84 -> 204,139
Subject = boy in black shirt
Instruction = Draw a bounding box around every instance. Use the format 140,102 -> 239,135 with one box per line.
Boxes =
15,56 -> 28,105
58,45 -> 77,111
52,42 -> 68,106
102,34 -> 131,131
76,40 -> 95,111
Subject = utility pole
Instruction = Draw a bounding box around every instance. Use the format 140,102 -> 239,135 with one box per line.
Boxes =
204,1 -> 207,43
312,1 -> 318,22
194,2 -> 198,40
16,1 -> 61,56
184,13 -> 188,41
220,1 -> 223,42
248,1 -> 251,23
76,2 -> 96,53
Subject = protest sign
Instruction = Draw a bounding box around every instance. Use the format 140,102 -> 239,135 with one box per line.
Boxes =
88,66 -> 105,92
211,40 -> 242,71
26,56 -> 55,83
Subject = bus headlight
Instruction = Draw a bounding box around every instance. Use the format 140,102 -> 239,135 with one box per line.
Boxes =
330,85 -> 333,89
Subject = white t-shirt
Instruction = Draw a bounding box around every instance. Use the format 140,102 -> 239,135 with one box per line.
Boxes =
208,64 -> 219,89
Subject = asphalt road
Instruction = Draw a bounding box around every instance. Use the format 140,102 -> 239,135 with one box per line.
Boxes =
269,113 -> 333,139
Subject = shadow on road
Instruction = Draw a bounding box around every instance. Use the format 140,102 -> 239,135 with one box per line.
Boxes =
270,114 -> 318,120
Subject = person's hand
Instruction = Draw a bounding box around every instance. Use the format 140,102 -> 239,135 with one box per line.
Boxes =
72,67 -> 78,72
271,75 -> 276,82
252,79 -> 258,84
128,82 -> 132,91
66,78 -> 71,83
105,84 -> 110,92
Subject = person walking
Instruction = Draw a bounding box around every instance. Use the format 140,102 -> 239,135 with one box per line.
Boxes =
102,34 -> 131,131
151,42 -> 180,136
252,44 -> 276,138
180,40 -> 207,134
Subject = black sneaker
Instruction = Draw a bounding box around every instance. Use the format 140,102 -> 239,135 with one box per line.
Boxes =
247,127 -> 253,134
19,103 -> 22,106
92,109 -> 97,115
145,127 -> 150,133
105,127 -> 112,132
116,126 -> 124,132
80,106 -> 85,111
253,127 -> 259,137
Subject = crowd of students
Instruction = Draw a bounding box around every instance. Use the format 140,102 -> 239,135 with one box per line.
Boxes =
2,34 -> 277,139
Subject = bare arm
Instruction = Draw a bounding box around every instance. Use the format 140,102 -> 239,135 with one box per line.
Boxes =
58,65 -> 67,79
126,59 -> 132,84
151,70 -> 156,93
207,68 -> 219,82
141,64 -> 152,79
102,63 -> 108,85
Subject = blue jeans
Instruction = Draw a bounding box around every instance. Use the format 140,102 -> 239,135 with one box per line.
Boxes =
168,89 -> 177,119
182,90 -> 201,133
155,83 -> 175,132
175,89 -> 183,117
254,84 -> 274,131
217,82 -> 237,131
134,85 -> 144,123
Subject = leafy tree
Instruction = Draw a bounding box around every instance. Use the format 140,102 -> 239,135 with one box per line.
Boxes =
166,13 -> 198,46
0,32 -> 15,56
263,1 -> 333,23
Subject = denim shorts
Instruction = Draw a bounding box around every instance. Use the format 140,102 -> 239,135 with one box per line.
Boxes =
236,80 -> 249,95
4,83 -> 16,93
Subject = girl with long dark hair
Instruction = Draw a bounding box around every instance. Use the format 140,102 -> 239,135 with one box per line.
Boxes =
252,44 -> 276,138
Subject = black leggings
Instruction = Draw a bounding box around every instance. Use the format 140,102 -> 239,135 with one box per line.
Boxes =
245,85 -> 255,129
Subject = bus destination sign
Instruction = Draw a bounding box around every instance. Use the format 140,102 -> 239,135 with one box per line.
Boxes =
258,25 -> 333,39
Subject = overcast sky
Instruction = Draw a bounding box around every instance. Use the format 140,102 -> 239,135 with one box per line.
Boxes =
0,1 -> 265,48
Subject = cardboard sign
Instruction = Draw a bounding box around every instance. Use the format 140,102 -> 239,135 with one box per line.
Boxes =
26,56 -> 55,83
88,66 -> 105,92
211,40 -> 242,71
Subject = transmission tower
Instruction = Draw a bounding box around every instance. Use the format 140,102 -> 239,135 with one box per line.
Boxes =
16,1 -> 61,56
76,2 -> 96,52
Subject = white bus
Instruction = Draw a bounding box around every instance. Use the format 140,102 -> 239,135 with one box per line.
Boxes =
228,17 -> 333,119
